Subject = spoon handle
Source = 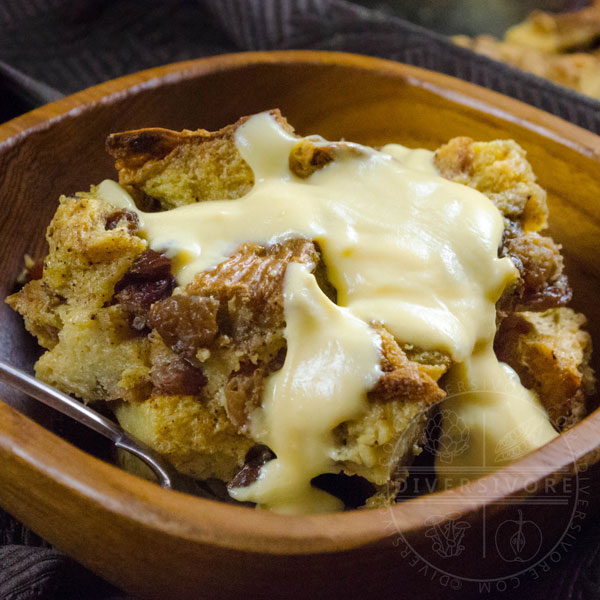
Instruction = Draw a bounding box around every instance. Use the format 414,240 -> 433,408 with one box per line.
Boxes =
0,360 -> 175,489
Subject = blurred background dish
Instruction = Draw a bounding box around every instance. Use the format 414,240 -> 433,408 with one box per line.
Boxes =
451,1 -> 600,98
355,1 -> 600,98
355,0 -> 589,37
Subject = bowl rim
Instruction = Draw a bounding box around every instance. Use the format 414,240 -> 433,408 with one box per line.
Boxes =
1,49 -> 599,556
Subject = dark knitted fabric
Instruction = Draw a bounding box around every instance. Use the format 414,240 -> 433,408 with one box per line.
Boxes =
1,1 -> 599,598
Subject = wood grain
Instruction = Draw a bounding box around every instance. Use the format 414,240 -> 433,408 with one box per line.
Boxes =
0,51 -> 599,599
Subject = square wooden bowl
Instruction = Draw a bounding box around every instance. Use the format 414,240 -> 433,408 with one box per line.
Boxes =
1,51 -> 599,599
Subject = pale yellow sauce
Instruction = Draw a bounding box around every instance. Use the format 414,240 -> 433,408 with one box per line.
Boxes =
436,346 -> 558,490
230,263 -> 382,512
98,112 -> 558,512
99,115 -> 514,360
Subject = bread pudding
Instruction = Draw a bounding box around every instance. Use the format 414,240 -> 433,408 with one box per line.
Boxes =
455,1 -> 600,99
7,110 -> 594,512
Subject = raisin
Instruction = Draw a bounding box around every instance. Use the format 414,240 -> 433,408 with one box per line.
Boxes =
105,209 -> 139,232
26,260 -> 44,282
112,250 -> 175,326
151,351 -> 207,395
115,250 -> 172,289
228,445 -> 276,489
149,295 -> 219,362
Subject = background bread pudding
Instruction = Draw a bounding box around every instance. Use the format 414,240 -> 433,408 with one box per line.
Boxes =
455,1 -> 600,99
7,110 -> 594,511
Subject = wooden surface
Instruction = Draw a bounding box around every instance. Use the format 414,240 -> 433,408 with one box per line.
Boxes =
1,51 -> 600,599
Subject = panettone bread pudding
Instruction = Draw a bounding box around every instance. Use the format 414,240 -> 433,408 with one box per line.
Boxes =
7,110 -> 595,512
454,1 -> 600,99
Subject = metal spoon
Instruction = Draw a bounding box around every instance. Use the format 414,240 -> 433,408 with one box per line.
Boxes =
0,360 -> 188,492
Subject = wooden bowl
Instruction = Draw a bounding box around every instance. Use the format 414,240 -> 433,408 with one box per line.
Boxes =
1,51 -> 600,599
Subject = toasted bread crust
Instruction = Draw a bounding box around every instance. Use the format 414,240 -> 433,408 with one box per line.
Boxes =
106,110 -> 292,209
499,223 -> 572,313
370,325 -> 445,406
434,136 -> 549,232
495,308 -> 594,429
